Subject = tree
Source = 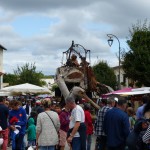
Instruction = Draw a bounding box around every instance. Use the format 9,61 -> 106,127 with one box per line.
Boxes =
14,63 -> 46,86
122,20 -> 150,86
3,73 -> 18,86
92,61 -> 117,89
51,84 -> 58,92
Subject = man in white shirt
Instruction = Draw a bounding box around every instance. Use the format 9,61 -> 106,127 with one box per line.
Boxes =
66,96 -> 86,150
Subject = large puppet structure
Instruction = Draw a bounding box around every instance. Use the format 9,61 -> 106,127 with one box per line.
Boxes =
55,41 -> 113,109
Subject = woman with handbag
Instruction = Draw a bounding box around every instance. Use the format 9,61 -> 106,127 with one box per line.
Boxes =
36,99 -> 60,150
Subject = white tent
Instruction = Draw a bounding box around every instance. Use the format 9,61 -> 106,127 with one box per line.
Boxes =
115,90 -> 150,95
132,87 -> 150,92
115,87 -> 150,95
1,83 -> 51,94
0,91 -> 12,96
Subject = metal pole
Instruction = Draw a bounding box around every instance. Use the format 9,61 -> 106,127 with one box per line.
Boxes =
107,34 -> 121,90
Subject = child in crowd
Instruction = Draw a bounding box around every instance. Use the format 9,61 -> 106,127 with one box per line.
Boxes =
127,107 -> 136,131
26,118 -> 36,148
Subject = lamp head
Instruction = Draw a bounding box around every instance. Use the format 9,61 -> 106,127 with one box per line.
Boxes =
107,37 -> 113,47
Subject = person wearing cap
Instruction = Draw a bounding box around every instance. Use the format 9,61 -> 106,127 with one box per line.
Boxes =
0,96 -> 9,150
103,96 -> 130,150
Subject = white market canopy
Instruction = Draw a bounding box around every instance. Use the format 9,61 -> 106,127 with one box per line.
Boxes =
113,87 -> 150,96
0,91 -> 12,96
103,87 -> 150,96
1,83 -> 51,94
115,90 -> 150,95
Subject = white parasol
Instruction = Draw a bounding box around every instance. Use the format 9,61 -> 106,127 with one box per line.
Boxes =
1,83 -> 51,94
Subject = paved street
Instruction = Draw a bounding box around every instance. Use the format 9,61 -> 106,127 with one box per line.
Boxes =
7,134 -> 96,150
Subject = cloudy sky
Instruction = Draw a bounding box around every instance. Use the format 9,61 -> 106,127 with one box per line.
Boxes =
0,0 -> 150,75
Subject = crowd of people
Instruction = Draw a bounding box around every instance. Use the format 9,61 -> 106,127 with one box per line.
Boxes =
1,94 -> 150,150
0,95 -> 93,150
94,95 -> 150,150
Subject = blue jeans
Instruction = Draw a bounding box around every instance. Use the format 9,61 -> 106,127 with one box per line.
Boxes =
39,146 -> 55,150
87,134 -> 92,150
72,137 -> 81,150
12,134 -> 25,150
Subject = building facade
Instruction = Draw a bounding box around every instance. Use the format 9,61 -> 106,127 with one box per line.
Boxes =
0,44 -> 7,89
112,65 -> 129,89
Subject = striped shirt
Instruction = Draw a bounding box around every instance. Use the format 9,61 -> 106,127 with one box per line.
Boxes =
95,106 -> 110,136
142,125 -> 150,143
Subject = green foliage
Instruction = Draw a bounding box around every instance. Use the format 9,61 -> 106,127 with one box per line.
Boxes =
51,84 -> 58,92
13,63 -> 46,86
3,73 -> 18,86
122,20 -> 150,86
92,61 -> 117,89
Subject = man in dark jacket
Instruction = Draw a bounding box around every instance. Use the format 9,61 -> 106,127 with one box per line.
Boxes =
103,96 -> 130,150
0,96 -> 9,150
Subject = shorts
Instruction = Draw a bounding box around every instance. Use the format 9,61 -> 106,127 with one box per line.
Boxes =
59,129 -> 67,146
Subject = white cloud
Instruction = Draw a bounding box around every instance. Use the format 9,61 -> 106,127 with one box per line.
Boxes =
0,0 -> 150,75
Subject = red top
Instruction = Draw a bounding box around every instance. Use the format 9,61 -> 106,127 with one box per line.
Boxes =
84,110 -> 93,135
59,110 -> 71,132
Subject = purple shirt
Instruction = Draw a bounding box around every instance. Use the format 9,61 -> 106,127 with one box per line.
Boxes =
59,110 -> 71,132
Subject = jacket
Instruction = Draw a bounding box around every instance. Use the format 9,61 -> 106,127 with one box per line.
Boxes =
103,107 -> 130,147
36,111 -> 60,146
9,107 -> 27,134
26,118 -> 36,141
84,110 -> 93,135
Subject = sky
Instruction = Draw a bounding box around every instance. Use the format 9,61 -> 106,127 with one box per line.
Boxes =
0,0 -> 150,75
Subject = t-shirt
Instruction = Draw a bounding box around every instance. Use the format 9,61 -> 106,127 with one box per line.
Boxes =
0,104 -> 9,130
136,104 -> 145,119
69,105 -> 85,137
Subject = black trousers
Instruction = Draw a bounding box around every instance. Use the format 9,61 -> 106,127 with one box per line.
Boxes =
107,144 -> 125,150
15,134 -> 24,150
95,135 -> 107,150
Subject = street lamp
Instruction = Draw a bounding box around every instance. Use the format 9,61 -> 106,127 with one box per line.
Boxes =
107,34 -> 121,90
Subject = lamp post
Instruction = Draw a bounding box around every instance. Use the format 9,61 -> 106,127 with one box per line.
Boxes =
107,34 -> 121,90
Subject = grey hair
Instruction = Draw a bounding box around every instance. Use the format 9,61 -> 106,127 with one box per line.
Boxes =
107,97 -> 116,104
65,95 -> 75,104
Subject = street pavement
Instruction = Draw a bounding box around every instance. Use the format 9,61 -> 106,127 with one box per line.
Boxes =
7,134 -> 96,150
